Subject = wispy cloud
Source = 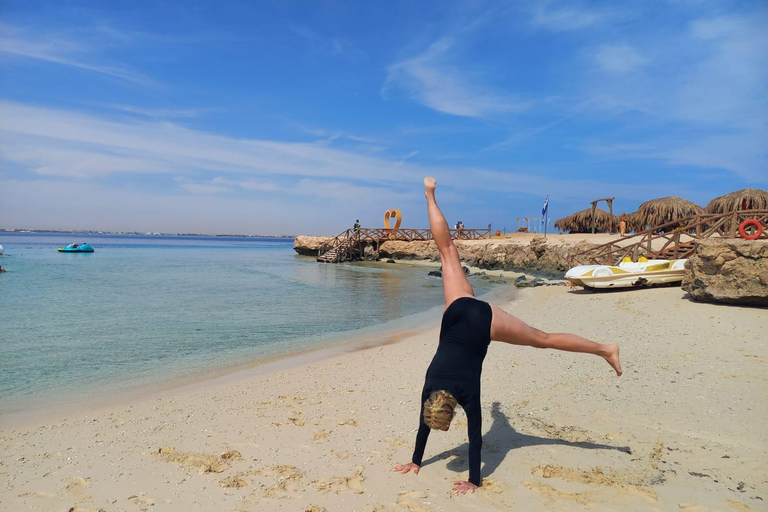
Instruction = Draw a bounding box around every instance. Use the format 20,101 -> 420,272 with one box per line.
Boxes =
288,24 -> 367,61
107,105 -> 217,119
382,37 -> 528,118
528,1 -> 613,31
0,100 -> 418,183
0,25 -> 154,86
593,44 -> 647,73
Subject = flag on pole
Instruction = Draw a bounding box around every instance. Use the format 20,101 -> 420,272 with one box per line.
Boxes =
541,195 -> 549,218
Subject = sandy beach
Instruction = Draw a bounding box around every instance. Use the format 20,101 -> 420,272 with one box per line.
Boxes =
1,284 -> 765,512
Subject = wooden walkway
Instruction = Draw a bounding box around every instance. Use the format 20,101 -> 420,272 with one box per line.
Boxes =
569,209 -> 768,267
317,227 -> 492,263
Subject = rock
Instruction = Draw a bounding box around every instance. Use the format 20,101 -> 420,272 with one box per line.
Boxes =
515,275 -> 547,288
462,266 -> 470,274
682,239 -> 768,307
427,270 -> 442,278
293,236 -> 331,256
363,245 -> 379,260
386,259 -> 396,263
379,240 -> 438,260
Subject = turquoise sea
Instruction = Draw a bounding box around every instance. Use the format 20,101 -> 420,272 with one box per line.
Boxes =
0,232 -> 505,417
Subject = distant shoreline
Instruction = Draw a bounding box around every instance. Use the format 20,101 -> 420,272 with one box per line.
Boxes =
0,229 -> 294,238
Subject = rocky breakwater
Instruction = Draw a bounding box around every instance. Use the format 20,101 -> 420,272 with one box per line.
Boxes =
293,234 -> 601,277
682,239 -> 768,307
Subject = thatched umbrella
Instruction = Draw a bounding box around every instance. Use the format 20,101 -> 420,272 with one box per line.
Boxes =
554,208 -> 618,233
705,188 -> 768,213
627,196 -> 704,232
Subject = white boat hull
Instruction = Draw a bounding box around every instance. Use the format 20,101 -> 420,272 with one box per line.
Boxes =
566,259 -> 688,289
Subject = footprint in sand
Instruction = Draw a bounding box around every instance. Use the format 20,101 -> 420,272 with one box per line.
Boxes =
156,447 -> 239,474
678,504 -> 712,512
219,476 -> 248,488
313,429 -> 331,441
128,493 -> 155,506
18,490 -> 56,499
331,450 -> 350,460
479,478 -> 504,494
314,468 -> 365,494
531,464 -> 659,502
64,477 -> 91,501
524,481 -> 589,505
395,490 -> 433,511
261,465 -> 304,499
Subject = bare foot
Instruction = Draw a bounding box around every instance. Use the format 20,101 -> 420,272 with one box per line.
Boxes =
603,344 -> 622,376
424,177 -> 437,194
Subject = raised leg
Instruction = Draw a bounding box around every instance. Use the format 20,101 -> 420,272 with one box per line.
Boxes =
489,305 -> 622,376
424,177 -> 474,307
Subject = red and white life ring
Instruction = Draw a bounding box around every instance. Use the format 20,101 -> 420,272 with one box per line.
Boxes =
738,219 -> 763,240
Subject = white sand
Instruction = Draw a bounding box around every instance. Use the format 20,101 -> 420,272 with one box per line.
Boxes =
1,285 -> 765,512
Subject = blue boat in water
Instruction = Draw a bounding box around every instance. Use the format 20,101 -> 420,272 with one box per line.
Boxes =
58,243 -> 95,253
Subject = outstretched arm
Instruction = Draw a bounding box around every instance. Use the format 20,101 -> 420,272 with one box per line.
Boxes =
393,401 -> 431,476
452,397 -> 482,494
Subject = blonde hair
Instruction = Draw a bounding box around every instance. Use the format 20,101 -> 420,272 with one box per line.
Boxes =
423,390 -> 458,431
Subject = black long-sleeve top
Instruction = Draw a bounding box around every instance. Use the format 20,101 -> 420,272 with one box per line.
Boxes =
411,297 -> 492,487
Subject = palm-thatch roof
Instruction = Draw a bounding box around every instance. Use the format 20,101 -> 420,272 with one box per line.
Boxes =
705,188 -> 768,213
554,208 -> 618,233
627,196 -> 704,232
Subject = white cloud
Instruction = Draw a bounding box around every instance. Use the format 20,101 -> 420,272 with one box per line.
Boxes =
0,101 -> 418,183
0,30 -> 153,86
382,37 -> 527,118
594,44 -> 647,73
529,1 -> 612,31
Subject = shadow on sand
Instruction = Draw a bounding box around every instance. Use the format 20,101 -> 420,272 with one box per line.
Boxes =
421,402 -> 631,480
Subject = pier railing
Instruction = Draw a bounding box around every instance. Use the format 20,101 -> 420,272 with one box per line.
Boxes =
317,227 -> 492,263
568,209 -> 768,266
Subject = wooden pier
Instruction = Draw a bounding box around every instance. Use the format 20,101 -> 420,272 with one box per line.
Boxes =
317,227 -> 492,263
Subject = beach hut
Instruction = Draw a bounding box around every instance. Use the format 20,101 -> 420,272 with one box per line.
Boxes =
627,196 -> 704,232
705,188 -> 768,214
554,208 -> 618,234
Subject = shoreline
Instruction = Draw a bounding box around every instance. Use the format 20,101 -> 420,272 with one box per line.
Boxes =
0,278 -> 513,429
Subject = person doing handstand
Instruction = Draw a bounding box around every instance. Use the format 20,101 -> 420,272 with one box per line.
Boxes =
393,177 -> 622,495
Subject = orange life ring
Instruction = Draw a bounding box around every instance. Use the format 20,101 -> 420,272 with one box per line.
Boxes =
738,219 -> 763,240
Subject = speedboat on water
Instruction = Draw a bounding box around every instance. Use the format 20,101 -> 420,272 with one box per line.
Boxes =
566,258 -> 687,289
58,243 -> 95,253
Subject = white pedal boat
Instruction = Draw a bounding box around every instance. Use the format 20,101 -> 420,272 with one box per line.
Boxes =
566,259 -> 688,289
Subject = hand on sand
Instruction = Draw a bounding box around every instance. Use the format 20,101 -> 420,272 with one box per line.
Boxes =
393,462 -> 420,475
452,480 -> 477,495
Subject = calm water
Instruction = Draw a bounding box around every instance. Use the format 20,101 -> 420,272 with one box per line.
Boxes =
0,232 -> 503,415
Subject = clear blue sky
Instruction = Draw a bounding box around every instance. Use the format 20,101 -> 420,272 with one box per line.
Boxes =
1,0 -> 765,235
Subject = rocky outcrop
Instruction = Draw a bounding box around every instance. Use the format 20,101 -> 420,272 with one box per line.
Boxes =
378,240 -> 438,260
293,236 -> 330,256
380,237 -> 600,276
682,239 -> 768,307
294,235 -> 601,276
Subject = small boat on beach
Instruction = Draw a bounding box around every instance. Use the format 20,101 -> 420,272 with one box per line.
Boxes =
566,258 -> 687,289
58,243 -> 95,253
